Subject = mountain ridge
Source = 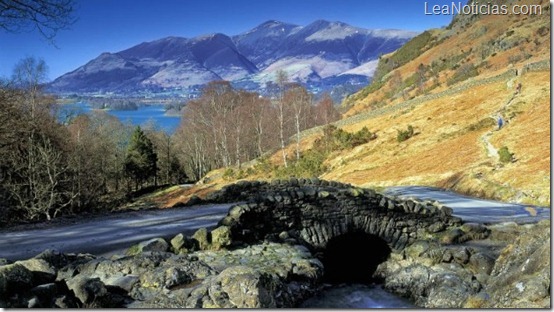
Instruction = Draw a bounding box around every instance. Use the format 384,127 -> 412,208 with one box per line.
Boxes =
49,19 -> 417,97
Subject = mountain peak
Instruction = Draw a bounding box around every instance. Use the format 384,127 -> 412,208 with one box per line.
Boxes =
301,20 -> 366,42
245,20 -> 299,35
258,20 -> 287,28
193,33 -> 230,42
307,19 -> 349,29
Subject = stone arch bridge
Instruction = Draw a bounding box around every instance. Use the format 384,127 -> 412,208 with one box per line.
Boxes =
211,178 -> 461,252
205,178 -> 464,282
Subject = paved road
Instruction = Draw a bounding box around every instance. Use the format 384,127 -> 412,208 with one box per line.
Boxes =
384,186 -> 550,224
0,203 -> 234,261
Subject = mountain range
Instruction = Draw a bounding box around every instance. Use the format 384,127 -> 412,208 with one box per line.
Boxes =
49,20 -> 417,97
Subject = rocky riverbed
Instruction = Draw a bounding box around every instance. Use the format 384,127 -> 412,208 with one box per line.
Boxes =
0,221 -> 550,308
375,219 -> 550,308
0,224 -> 324,308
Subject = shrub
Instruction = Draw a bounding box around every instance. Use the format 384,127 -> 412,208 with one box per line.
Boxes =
317,125 -> 376,151
351,127 -> 375,146
397,125 -> 414,142
274,149 -> 327,178
254,156 -> 272,173
467,117 -> 496,131
222,168 -> 235,181
498,146 -> 514,163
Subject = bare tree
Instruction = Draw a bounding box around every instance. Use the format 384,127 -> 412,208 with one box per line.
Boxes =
6,134 -> 73,220
11,57 -> 48,120
275,70 -> 289,167
313,93 -> 340,126
0,0 -> 76,41
247,92 -> 274,157
176,97 -> 217,181
3,57 -> 77,220
285,84 -> 311,161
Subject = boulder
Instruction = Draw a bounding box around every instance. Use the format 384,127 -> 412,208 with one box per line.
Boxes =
65,276 -> 107,305
30,282 -> 58,300
384,264 -> 431,301
425,272 -> 473,308
102,275 -> 139,293
291,258 -> 323,280
0,263 -> 34,298
128,238 -> 169,255
170,233 -> 199,254
441,228 -> 464,244
383,259 -> 478,308
218,266 -> 277,308
467,252 -> 495,275
15,258 -> 57,284
53,295 -> 80,308
34,249 -> 70,269
481,220 -> 550,308
211,226 -> 232,250
452,247 -> 470,265
192,228 -> 211,251
27,296 -> 41,308
403,240 -> 430,259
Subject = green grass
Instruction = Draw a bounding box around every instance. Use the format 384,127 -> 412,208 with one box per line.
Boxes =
498,146 -> 514,163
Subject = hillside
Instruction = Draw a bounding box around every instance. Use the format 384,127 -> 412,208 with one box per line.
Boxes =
321,0 -> 551,205
151,0 -> 550,208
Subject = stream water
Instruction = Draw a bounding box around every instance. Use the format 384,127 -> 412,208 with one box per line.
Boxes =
300,284 -> 415,308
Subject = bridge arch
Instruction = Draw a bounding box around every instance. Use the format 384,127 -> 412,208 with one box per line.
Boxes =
322,232 -> 391,283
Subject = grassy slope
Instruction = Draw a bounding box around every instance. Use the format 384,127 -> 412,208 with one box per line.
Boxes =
322,71 -> 550,205
152,1 -> 550,207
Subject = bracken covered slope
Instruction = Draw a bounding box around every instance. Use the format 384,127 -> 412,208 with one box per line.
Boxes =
319,0 -> 551,205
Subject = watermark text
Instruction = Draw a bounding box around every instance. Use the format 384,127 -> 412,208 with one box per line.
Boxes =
424,2 -> 543,16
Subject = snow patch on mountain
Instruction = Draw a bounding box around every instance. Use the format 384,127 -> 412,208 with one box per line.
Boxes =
262,56 -> 354,80
141,60 -> 220,88
369,29 -> 417,39
305,23 -> 368,42
339,59 -> 379,77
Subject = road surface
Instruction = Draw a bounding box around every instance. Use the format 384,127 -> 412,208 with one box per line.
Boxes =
384,186 -> 550,224
0,203 -> 234,261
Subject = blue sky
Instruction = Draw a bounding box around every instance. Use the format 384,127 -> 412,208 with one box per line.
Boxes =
0,0 -> 455,81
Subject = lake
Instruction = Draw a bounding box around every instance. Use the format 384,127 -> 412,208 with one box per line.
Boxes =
60,102 -> 181,134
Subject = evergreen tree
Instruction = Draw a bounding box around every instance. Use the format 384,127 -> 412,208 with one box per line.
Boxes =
124,126 -> 157,190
